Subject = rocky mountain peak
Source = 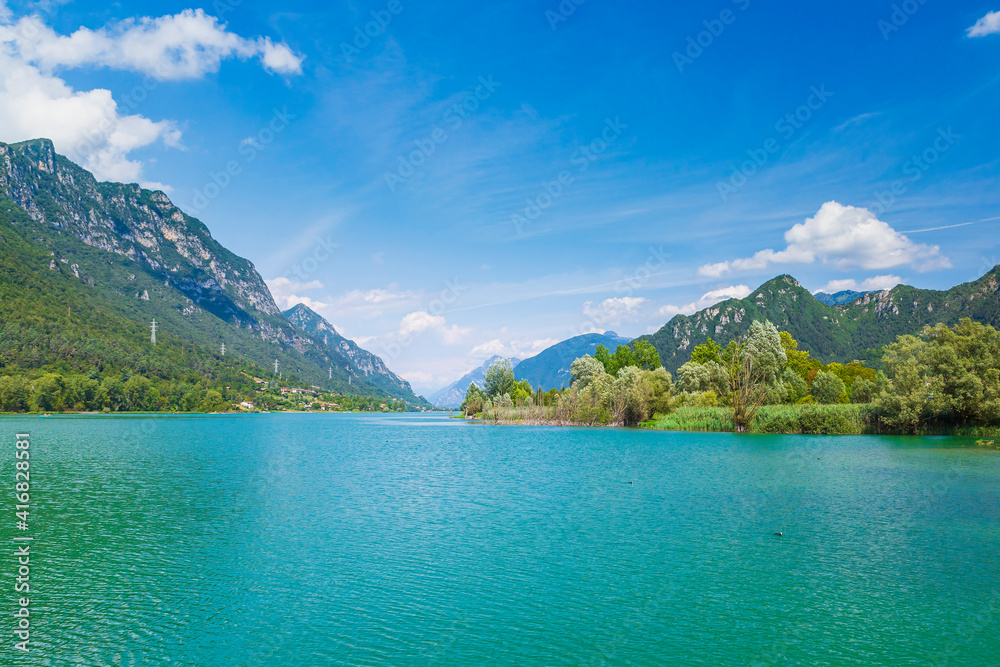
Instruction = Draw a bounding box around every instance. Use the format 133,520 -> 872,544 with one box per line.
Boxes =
0,138 -> 281,324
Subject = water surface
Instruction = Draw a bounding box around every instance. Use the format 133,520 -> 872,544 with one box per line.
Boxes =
0,413 -> 997,665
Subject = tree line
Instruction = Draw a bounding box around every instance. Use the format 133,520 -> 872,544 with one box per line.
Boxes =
460,318 -> 1000,434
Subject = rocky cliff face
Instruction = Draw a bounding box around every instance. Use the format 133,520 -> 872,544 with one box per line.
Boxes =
0,139 -> 280,329
283,304 -> 415,396
0,138 -> 427,404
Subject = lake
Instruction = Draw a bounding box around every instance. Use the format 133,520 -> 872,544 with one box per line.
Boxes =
1,413 -> 998,665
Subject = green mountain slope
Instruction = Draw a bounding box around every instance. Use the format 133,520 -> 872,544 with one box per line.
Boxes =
0,139 -> 426,406
641,271 -> 1000,374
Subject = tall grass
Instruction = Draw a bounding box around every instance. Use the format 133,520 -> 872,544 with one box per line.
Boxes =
647,404 -> 877,435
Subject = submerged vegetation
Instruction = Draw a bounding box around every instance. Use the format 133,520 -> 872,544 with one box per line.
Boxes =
462,318 -> 1000,436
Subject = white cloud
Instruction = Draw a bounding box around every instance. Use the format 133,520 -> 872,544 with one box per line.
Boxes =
265,277 -> 325,309
814,275 -> 903,294
698,201 -> 950,277
968,11 -> 1000,37
0,8 -> 302,185
332,287 -> 422,318
397,311 -> 471,345
470,337 -> 559,360
0,9 -> 302,80
659,284 -> 751,319
581,296 -> 646,327
399,311 -> 445,336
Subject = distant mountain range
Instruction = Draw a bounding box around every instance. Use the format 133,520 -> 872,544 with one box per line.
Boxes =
812,289 -> 876,306
428,355 -> 521,409
641,271 -> 1000,374
0,138 -> 426,406
514,331 -> 631,391
429,331 -> 632,408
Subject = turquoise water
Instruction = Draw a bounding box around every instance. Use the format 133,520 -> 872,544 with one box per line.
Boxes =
1,413 -> 998,665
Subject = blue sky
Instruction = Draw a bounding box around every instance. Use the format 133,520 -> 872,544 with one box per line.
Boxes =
1,0 -> 999,393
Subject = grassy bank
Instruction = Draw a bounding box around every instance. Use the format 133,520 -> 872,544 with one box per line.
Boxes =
646,404 -> 874,435
645,404 -> 1000,436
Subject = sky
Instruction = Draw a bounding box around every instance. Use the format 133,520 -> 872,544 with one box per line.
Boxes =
1,0 -> 999,395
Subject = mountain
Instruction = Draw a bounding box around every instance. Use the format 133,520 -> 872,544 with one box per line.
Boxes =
428,355 -> 521,409
813,290 -> 873,306
0,138 -> 426,406
283,304 -> 416,398
514,332 -> 632,390
640,270 -> 1000,374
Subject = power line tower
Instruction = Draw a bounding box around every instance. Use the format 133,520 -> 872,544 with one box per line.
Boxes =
220,342 -> 226,357
328,367 -> 333,380
324,334 -> 328,346
274,359 -> 279,376
150,319 -> 157,345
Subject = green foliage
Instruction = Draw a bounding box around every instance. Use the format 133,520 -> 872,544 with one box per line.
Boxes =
676,361 -> 728,394
782,367 -> 809,403
632,340 -> 662,370
812,371 -> 848,404
0,376 -> 31,412
744,320 -> 787,384
460,383 -> 484,416
483,358 -> 517,401
690,338 -> 723,365
877,319 -> 1000,433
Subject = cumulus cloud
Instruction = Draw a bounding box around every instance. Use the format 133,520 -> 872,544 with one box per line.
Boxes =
0,9 -> 302,79
659,285 -> 752,319
397,311 -> 470,345
814,275 -> 903,294
0,8 -> 302,185
698,201 -> 950,277
968,11 -> 1000,37
470,337 -> 559,360
581,296 -> 646,327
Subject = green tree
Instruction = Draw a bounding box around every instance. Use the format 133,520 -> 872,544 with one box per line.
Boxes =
676,361 -> 727,395
124,375 -> 153,411
99,377 -> 127,412
780,331 -> 816,378
483,358 -> 517,401
460,383 -> 484,416
782,367 -> 809,403
690,338 -> 723,365
727,341 -> 768,433
631,340 -> 662,370
812,371 -> 847,404
877,320 -> 1000,431
744,320 -> 787,384
34,373 -> 65,412
611,345 -> 637,374
594,345 -> 614,373
0,376 -> 32,413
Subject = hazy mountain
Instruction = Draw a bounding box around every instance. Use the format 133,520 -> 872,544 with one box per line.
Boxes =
429,355 -> 522,409
0,138 -> 427,405
813,290 -> 874,306
641,271 -> 1000,374
514,332 -> 632,390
